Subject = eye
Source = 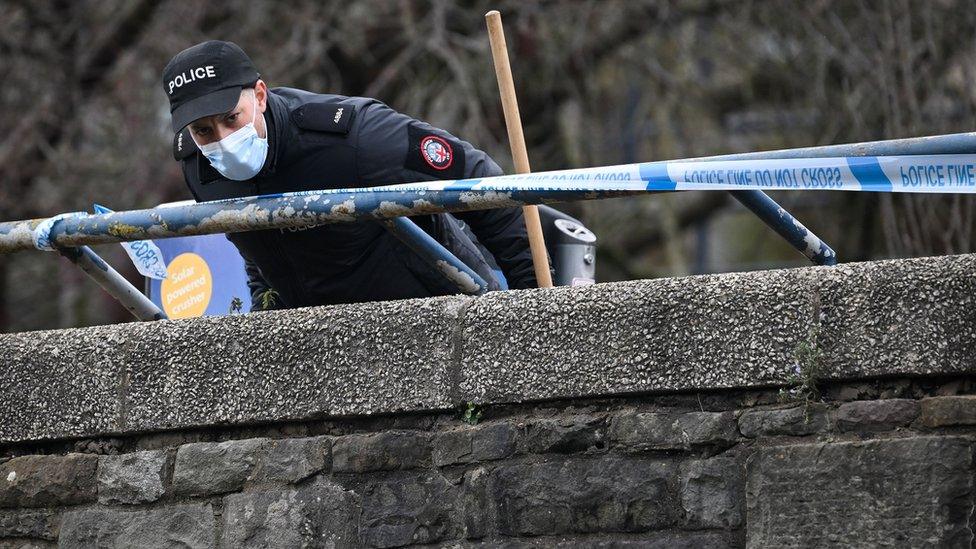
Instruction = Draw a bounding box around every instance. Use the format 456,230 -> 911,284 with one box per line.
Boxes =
226,112 -> 239,123
193,127 -> 211,137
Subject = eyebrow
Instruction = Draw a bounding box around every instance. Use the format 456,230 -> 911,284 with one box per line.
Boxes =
190,108 -> 240,130
218,108 -> 239,121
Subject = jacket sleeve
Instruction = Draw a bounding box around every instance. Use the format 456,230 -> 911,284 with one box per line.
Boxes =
449,149 -> 546,289
354,101 -> 543,289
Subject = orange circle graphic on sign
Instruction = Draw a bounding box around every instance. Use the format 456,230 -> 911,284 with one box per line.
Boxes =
160,253 -> 212,319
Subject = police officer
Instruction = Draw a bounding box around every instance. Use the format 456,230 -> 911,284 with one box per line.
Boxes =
163,40 -> 541,310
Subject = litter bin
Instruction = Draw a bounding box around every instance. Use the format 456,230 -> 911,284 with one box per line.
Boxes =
538,205 -> 597,286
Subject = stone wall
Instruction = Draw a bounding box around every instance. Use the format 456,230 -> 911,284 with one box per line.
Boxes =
1,254 -> 975,547
1,381 -> 974,547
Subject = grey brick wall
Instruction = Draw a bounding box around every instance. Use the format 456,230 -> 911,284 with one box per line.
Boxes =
1,386 -> 973,548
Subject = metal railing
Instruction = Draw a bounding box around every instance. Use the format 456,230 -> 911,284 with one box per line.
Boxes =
4,132 -> 973,322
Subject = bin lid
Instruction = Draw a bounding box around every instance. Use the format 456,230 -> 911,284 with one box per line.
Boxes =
553,218 -> 597,243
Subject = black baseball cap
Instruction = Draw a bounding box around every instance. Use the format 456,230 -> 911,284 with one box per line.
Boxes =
162,40 -> 260,133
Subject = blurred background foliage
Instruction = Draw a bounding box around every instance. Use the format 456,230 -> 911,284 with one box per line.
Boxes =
1,0 -> 975,331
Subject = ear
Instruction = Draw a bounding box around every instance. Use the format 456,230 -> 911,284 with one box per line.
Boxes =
254,79 -> 268,113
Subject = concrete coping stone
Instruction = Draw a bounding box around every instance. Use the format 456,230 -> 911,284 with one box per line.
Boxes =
1,253 -> 973,443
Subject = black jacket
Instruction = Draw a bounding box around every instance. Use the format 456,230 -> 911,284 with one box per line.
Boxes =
175,87 -> 538,309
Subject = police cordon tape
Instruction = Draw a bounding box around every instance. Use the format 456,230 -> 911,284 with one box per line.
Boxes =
93,204 -> 168,280
225,153 -> 976,198
3,153 -> 976,256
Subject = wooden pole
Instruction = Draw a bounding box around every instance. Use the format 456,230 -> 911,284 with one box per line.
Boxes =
485,10 -> 554,288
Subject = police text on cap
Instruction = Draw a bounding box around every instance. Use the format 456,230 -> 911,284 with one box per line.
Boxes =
168,66 -> 217,95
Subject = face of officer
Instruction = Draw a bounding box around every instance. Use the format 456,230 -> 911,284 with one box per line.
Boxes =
188,79 -> 269,145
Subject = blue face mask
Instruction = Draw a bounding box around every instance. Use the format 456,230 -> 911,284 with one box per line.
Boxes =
196,92 -> 268,181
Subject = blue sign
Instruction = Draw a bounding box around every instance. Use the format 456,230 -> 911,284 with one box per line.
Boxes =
148,234 -> 251,317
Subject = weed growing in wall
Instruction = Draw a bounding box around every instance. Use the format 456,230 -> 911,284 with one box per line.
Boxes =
459,402 -> 483,425
780,326 -> 825,421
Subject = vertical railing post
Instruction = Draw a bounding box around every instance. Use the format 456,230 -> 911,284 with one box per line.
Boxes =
58,245 -> 166,321
381,217 -> 489,295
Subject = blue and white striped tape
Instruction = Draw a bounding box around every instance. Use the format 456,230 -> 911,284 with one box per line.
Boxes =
220,154 -> 976,202
421,154 -> 976,193
92,204 -> 168,279
31,212 -> 86,251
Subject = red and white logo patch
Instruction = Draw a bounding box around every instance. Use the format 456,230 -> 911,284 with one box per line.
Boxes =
420,135 -> 453,170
